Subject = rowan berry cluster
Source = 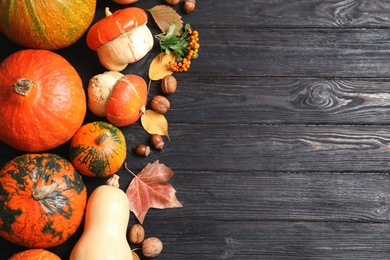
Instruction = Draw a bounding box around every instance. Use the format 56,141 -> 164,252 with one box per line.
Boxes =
169,28 -> 200,72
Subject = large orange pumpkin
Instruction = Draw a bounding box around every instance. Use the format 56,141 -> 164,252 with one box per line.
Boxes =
9,249 -> 61,260
0,49 -> 86,152
0,153 -> 87,249
0,0 -> 96,50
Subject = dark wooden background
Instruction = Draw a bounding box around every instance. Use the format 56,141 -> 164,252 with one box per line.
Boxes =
2,0 -> 390,259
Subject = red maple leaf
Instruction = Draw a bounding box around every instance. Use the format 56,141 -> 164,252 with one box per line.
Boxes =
125,161 -> 183,224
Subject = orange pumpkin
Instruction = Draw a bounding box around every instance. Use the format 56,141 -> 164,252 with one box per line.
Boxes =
106,74 -> 148,127
0,49 -> 86,152
0,0 -> 96,50
0,153 -> 87,248
8,249 -> 61,260
86,7 -> 153,71
70,121 -> 127,178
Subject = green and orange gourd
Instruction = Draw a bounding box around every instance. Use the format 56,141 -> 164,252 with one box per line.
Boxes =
0,0 -> 96,50
0,153 -> 87,248
70,121 -> 127,178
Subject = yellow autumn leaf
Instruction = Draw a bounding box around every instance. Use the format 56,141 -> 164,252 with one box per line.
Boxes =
141,109 -> 169,138
132,251 -> 140,260
148,52 -> 176,81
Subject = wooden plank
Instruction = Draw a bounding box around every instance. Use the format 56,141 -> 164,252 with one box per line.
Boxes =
97,124 -> 390,173
194,0 -> 390,28
148,221 -> 390,259
2,220 -> 390,259
3,170 -> 390,259
3,25 -> 390,79
182,27 -> 390,78
1,123 -> 383,173
164,77 -> 390,124
5,28 -> 390,79
168,171 -> 390,222
2,1 -> 390,79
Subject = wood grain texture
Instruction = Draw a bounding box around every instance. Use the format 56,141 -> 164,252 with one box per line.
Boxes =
2,0 -> 390,259
182,27 -> 390,78
132,124 -> 390,172
197,0 -> 390,28
163,77 -> 390,124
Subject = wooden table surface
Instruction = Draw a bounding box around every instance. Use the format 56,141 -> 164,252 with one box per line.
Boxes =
2,0 -> 390,259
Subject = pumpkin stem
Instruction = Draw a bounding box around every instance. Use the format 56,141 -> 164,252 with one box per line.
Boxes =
106,174 -> 120,188
96,132 -> 110,145
33,179 -> 58,200
14,78 -> 35,96
105,7 -> 113,17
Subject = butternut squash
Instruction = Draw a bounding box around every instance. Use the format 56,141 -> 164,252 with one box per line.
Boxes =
70,175 -> 133,260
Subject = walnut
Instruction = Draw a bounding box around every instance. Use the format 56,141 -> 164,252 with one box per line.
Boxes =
161,75 -> 177,94
151,95 -> 170,114
128,224 -> 145,244
165,0 -> 180,5
142,237 -> 163,258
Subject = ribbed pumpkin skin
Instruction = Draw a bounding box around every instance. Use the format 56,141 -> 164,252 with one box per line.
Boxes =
106,74 -> 148,127
0,153 -> 87,248
0,49 -> 86,152
86,7 -> 148,50
9,249 -> 61,260
70,121 -> 127,177
0,0 -> 96,50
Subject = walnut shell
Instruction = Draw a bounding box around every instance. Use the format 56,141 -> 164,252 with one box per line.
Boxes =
129,224 -> 145,244
151,95 -> 170,114
142,237 -> 163,258
161,75 -> 177,94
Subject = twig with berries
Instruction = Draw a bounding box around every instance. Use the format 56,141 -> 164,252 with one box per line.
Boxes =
156,23 -> 200,72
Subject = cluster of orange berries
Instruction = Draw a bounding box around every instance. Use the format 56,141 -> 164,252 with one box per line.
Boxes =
169,28 -> 200,72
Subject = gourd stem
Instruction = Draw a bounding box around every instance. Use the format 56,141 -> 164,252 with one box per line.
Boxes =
140,106 -> 146,114
33,179 -> 57,200
14,78 -> 35,96
96,132 -> 110,145
106,174 -> 120,188
105,7 -> 112,17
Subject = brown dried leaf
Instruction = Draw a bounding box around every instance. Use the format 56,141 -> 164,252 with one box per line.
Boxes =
141,109 -> 169,138
148,5 -> 183,35
148,52 -> 176,81
125,161 -> 183,224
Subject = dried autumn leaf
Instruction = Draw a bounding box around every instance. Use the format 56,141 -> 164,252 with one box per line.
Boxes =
148,52 -> 176,81
141,109 -> 169,138
132,251 -> 140,260
125,161 -> 183,224
148,5 -> 183,35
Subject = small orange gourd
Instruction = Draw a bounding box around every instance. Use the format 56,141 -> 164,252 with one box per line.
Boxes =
106,74 -> 148,127
8,249 -> 61,260
86,7 -> 153,71
70,121 -> 127,178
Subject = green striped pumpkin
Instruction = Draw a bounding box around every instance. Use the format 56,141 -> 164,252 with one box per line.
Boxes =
70,121 -> 127,178
0,0 -> 96,50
